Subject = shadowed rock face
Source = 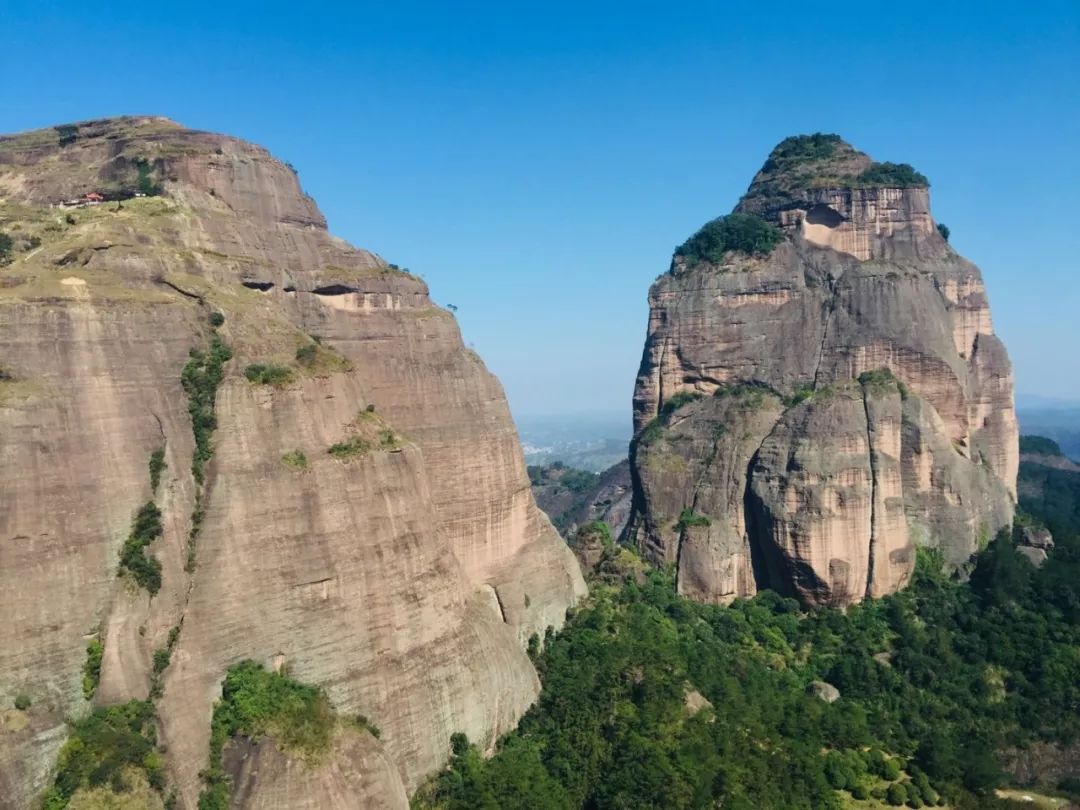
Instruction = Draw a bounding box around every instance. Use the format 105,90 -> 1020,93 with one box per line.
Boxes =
0,117 -> 585,809
628,134 -> 1017,607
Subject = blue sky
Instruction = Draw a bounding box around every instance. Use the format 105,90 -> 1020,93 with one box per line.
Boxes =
2,1 -> 1077,421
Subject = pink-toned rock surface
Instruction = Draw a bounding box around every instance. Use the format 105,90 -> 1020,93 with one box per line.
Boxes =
0,117 -> 585,809
628,135 -> 1016,606
223,731 -> 409,810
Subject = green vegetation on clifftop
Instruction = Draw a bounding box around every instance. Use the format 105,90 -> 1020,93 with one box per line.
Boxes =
674,213 -> 783,268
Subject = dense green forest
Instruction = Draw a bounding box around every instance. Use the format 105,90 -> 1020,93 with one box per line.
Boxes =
415,455 -> 1080,810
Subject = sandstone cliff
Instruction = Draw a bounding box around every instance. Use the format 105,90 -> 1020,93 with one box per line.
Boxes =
627,134 -> 1017,607
0,117 -> 585,809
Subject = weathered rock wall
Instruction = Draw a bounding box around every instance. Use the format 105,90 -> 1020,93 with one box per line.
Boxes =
0,117 -> 585,809
628,136 -> 1017,607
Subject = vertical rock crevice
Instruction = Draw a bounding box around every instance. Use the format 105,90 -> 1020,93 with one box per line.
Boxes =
860,383 -> 878,599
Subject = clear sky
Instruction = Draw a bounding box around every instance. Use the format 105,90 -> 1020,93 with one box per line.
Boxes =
2,1 -> 1077,421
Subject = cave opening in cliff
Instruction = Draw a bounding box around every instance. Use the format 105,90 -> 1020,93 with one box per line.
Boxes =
241,280 -> 275,291
312,284 -> 356,296
804,203 -> 844,229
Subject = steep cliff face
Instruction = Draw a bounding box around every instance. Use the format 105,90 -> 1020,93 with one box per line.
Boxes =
628,134 -> 1017,607
0,117 -> 585,809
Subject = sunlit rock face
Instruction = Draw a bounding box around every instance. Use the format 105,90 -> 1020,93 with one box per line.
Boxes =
0,116 -> 585,809
628,134 -> 1017,607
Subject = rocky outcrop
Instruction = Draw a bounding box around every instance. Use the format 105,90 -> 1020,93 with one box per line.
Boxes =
530,459 -> 633,538
223,732 -> 409,810
0,117 -> 585,809
627,134 -> 1017,606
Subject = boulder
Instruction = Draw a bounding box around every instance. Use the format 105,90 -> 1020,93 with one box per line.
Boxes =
807,681 -> 841,703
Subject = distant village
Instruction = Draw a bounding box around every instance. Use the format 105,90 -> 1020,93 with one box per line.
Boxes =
53,190 -> 149,209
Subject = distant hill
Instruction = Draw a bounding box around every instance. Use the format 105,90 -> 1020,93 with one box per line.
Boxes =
1018,403 -> 1080,460
1019,435 -> 1080,538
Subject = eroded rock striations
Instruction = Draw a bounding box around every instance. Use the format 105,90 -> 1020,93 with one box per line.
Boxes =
0,117 -> 585,809
627,133 -> 1017,607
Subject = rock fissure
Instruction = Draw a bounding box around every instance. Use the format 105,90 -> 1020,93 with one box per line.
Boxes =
812,269 -> 844,389
155,277 -> 205,303
860,384 -> 878,599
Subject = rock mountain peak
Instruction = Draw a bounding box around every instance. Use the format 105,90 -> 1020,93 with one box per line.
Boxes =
0,116 -> 585,809
628,135 -> 1017,607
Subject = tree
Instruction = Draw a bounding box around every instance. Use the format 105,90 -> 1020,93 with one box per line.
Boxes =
55,124 -> 79,146
936,223 -> 950,242
886,782 -> 907,806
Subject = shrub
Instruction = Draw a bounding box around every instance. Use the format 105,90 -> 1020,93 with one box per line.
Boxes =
182,335 -> 233,484
295,344 -> 318,367
244,363 -> 294,386
28,235 -> 41,249
199,661 -> 335,808
675,213 -> 783,267
149,448 -> 166,493
886,782 -> 907,806
676,508 -> 711,530
859,367 -> 898,388
55,124 -> 79,146
65,213 -> 77,226
14,694 -> 31,711
42,701 -> 162,808
83,638 -> 104,700
450,732 -> 470,757
281,450 -> 309,470
660,390 -> 701,418
355,714 -> 382,739
785,385 -> 815,407
936,223 -> 950,242
118,502 -> 164,594
881,756 -> 902,781
328,437 -> 371,459
854,162 -> 929,188
0,232 -> 12,261
152,648 -> 171,675
824,751 -> 853,789
208,312 -> 225,327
